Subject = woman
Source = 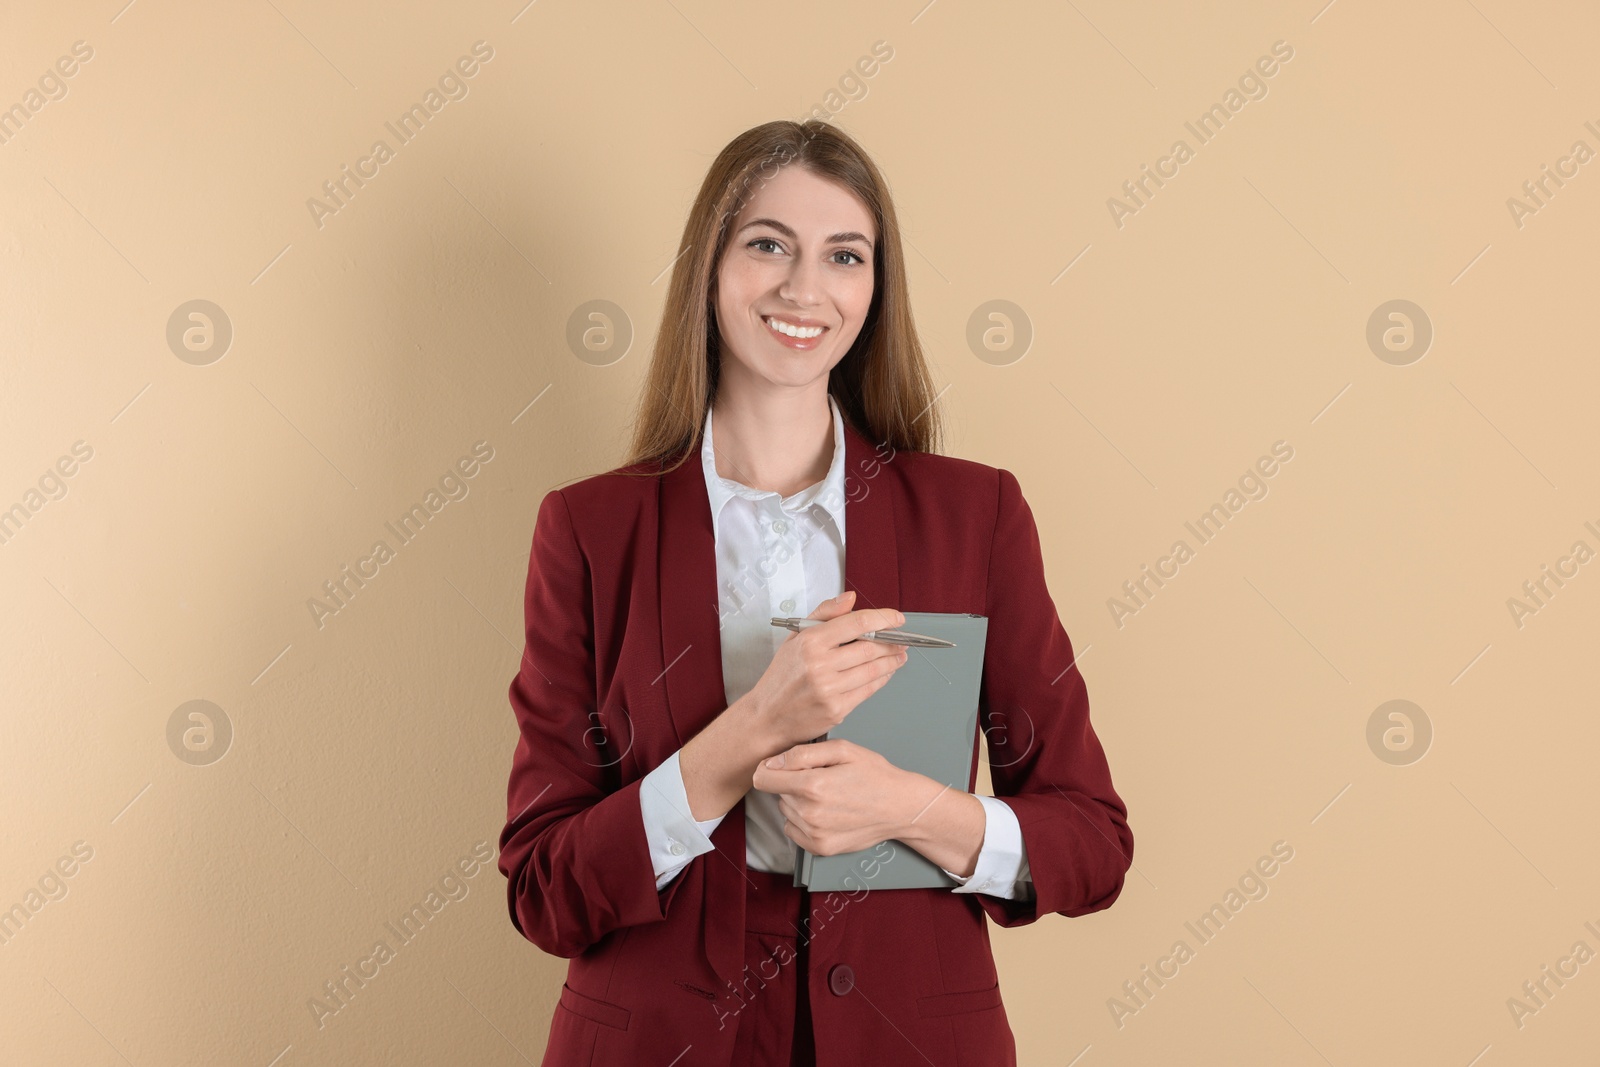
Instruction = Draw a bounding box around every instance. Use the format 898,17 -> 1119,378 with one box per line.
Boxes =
498,119 -> 1133,1067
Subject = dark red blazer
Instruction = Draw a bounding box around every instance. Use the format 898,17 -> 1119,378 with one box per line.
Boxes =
498,414 -> 1133,1066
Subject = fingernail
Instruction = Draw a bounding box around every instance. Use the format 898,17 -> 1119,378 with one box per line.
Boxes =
766,754 -> 784,768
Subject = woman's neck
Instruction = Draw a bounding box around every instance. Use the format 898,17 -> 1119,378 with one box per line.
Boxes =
709,386 -> 834,498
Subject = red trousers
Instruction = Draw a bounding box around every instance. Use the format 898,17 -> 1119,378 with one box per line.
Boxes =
730,868 -> 817,1066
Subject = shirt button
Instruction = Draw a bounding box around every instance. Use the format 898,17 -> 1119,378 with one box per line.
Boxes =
779,598 -> 795,613
668,840 -> 686,857
772,518 -> 789,534
828,964 -> 855,996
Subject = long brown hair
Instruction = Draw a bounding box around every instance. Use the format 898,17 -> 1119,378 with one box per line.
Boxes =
619,119 -> 945,475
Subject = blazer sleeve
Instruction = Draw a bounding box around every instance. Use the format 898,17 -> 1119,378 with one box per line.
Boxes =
974,467 -> 1134,928
497,488 -> 690,957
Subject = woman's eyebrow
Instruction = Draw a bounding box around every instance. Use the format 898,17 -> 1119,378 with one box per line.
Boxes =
737,217 -> 872,246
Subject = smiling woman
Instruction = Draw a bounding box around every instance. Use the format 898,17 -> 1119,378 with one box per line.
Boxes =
497,119 -> 1133,1067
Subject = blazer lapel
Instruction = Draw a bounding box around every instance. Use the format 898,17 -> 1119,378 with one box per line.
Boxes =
657,444 -> 728,750
657,443 -> 747,994
840,417 -> 901,615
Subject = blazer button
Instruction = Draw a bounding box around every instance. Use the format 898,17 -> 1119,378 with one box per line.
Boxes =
828,964 -> 854,996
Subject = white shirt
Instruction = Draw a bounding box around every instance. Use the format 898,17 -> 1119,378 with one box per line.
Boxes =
637,393 -> 1033,898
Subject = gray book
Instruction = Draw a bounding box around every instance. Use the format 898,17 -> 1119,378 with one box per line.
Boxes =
792,612 -> 990,892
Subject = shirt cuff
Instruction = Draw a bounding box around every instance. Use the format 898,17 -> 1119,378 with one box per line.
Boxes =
638,749 -> 726,890
940,794 -> 1034,899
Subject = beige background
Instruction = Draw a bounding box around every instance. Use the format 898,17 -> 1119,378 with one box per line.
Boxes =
3,0 -> 1596,1063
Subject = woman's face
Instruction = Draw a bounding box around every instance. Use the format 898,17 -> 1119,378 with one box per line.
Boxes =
713,164 -> 877,393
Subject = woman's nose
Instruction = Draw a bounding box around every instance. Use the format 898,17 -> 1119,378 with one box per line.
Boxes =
778,257 -> 821,306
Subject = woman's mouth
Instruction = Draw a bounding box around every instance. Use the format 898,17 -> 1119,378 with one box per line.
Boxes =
762,315 -> 828,351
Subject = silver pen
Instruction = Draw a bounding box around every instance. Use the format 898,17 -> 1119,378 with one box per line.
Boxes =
770,617 -> 955,648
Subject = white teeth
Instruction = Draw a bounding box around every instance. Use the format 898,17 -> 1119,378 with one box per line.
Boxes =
764,316 -> 824,339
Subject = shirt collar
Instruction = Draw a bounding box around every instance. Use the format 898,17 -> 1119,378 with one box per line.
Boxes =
701,393 -> 847,546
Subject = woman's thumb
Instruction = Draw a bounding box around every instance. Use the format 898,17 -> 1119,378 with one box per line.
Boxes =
808,590 -> 856,619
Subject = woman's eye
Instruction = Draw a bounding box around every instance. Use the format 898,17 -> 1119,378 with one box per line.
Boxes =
751,237 -> 782,254
834,250 -> 866,266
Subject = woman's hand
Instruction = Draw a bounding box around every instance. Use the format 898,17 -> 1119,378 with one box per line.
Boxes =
744,590 -> 911,750
751,738 -> 932,857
